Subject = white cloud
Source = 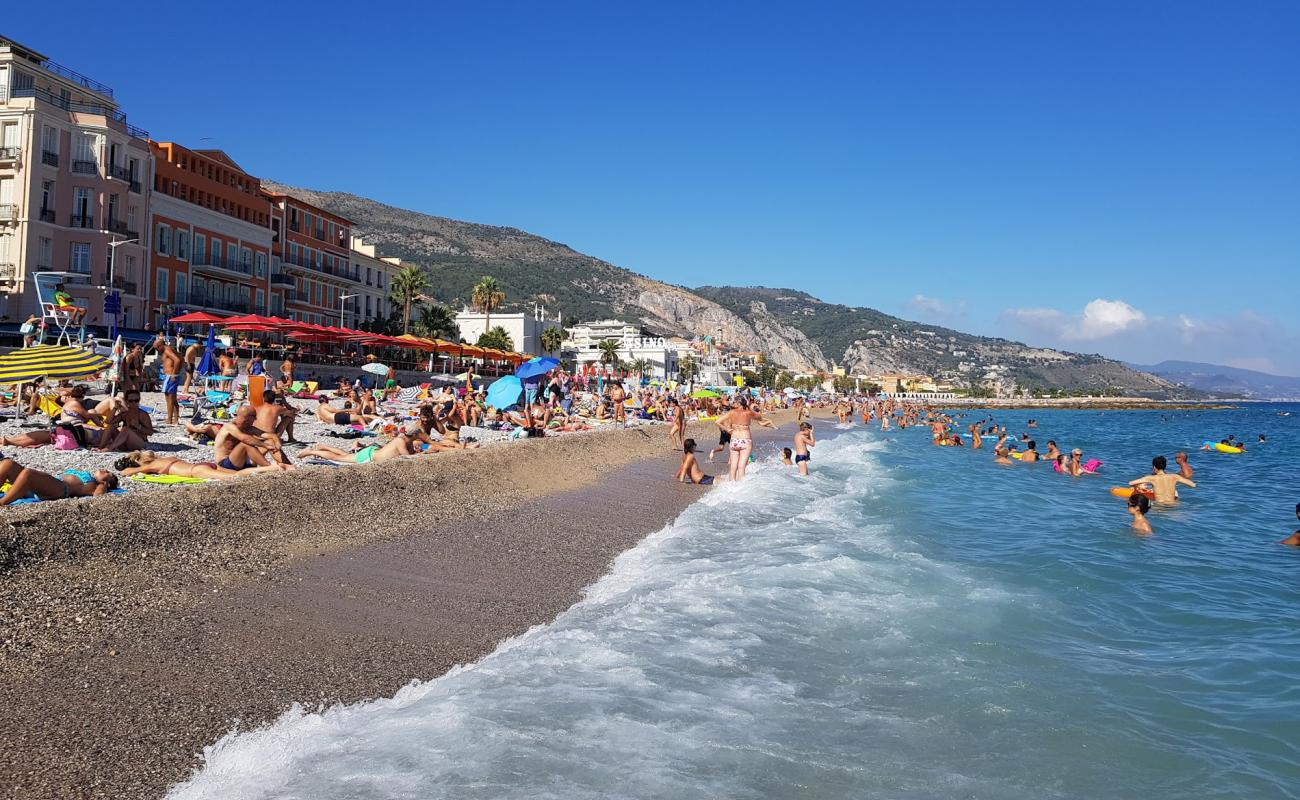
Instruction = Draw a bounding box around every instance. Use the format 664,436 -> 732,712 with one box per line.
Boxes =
905,294 -> 968,320
1066,299 -> 1146,341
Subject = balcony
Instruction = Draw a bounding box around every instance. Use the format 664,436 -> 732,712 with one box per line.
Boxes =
39,208 -> 56,223
9,87 -> 148,139
129,179 -> 141,194
192,256 -> 253,278
70,213 -> 94,228
35,55 -> 115,99
189,291 -> 249,314
270,271 -> 294,286
0,146 -> 20,161
105,218 -> 138,239
0,263 -> 15,281
42,150 -> 59,167
72,160 -> 98,175
0,204 -> 16,223
110,276 -> 138,295
106,163 -> 132,182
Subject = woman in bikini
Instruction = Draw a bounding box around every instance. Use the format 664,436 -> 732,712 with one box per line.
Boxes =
114,450 -> 282,480
297,432 -> 421,464
667,398 -> 686,450
0,459 -> 117,505
726,395 -> 776,482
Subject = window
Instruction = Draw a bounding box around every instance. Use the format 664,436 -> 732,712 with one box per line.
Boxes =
41,181 -> 53,213
255,252 -> 266,278
73,187 -> 92,220
41,125 -> 59,155
127,204 -> 137,232
71,242 -> 91,274
210,238 -> 220,266
156,269 -> 169,302
74,131 -> 99,166
241,247 -> 251,269
227,242 -> 238,268
38,237 -> 52,269
192,234 -> 204,265
155,224 -> 171,255
176,231 -> 189,261
176,272 -> 187,302
255,289 -> 264,312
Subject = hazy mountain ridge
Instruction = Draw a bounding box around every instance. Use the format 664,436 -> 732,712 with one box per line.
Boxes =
1129,360 -> 1300,400
266,182 -> 1188,396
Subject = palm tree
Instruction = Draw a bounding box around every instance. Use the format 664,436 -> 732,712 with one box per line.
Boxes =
630,358 -> 650,379
390,266 -> 429,334
540,326 -> 563,355
596,338 -> 622,369
471,276 -> 506,333
477,325 -> 514,351
414,303 -> 459,341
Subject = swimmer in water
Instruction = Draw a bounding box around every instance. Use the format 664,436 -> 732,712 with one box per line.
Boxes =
1175,451 -> 1194,479
1128,492 -> 1153,535
993,446 -> 1014,465
1019,440 -> 1039,462
781,447 -> 793,466
793,422 -> 815,475
1281,504 -> 1300,546
1044,440 -> 1061,461
1128,455 -> 1196,503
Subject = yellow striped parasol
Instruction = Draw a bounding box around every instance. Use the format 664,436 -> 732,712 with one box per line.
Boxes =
0,345 -> 112,384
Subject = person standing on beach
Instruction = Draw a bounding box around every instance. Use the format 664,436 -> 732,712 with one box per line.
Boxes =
1128,456 -> 1196,503
726,396 -> 776,482
155,333 -> 183,426
708,400 -> 735,463
793,422 -> 815,476
181,340 -> 203,394
609,381 -> 627,428
667,397 -> 686,450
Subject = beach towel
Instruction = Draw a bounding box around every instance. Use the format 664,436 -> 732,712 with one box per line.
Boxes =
131,474 -> 207,485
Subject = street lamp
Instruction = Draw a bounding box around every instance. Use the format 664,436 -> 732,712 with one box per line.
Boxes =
338,293 -> 357,328
104,236 -> 137,340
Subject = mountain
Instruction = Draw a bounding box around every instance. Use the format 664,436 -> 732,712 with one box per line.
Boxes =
1130,360 -> 1300,400
265,182 -> 1187,397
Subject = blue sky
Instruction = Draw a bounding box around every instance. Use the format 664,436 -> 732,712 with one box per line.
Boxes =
14,1 -> 1300,373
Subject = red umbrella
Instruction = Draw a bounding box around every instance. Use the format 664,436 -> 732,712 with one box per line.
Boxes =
170,311 -> 228,324
221,314 -> 287,331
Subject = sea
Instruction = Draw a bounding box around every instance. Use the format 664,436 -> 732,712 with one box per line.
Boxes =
168,404 -> 1300,800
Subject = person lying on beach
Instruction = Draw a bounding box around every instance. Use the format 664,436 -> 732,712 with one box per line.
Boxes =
115,451 -> 285,480
794,422 -> 815,476
214,405 -> 285,472
1175,451 -> 1194,479
298,432 -> 421,464
0,459 -> 117,505
675,439 -> 715,485
1128,492 -> 1153,535
1128,456 -> 1196,503
1280,504 -> 1300,546
316,401 -> 379,426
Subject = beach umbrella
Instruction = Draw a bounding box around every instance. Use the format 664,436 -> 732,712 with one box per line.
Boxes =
486,375 -> 523,410
105,335 -> 124,393
515,357 -> 558,380
691,389 -> 721,399
169,311 -> 227,325
362,362 -> 390,377
196,326 -> 218,376
0,344 -> 111,384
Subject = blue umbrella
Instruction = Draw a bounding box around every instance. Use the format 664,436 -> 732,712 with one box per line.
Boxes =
196,326 -> 218,375
515,357 -> 559,380
486,375 -> 524,410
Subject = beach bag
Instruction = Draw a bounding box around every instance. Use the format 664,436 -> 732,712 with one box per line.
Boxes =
52,426 -> 79,450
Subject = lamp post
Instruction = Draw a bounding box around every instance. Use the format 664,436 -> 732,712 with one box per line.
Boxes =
104,236 -> 137,341
338,292 -> 357,329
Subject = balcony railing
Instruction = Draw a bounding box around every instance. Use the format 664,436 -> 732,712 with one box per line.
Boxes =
10,87 -> 148,139
41,150 -> 59,167
189,291 -> 249,314
36,56 -> 115,98
70,213 -> 94,228
193,256 -> 253,276
0,146 -> 20,160
71,160 -> 98,175
0,204 -> 16,222
110,276 -> 138,295
38,208 -> 55,223
129,179 -> 141,194
107,163 -> 132,182
270,272 -> 294,286
0,263 -> 15,280
106,218 -> 138,238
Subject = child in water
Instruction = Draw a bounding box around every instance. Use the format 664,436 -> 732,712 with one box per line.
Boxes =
675,438 -> 716,486
1128,493 -> 1153,535
781,447 -> 793,466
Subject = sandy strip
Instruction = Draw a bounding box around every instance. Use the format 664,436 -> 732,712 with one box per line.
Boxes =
0,411 -> 807,799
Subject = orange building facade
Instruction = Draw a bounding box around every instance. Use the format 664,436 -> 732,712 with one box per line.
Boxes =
264,191 -> 362,326
147,144 -> 272,326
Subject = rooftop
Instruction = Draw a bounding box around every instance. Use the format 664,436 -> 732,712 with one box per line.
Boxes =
0,34 -> 116,101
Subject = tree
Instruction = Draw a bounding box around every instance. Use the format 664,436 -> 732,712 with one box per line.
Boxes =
678,353 -> 699,383
390,266 -> 429,334
630,358 -> 650,378
540,326 -> 564,355
471,276 -> 506,333
596,338 -> 622,369
414,302 -> 459,341
477,325 -> 513,351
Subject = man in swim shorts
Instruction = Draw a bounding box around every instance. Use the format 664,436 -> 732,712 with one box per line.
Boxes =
793,422 -> 815,476
155,333 -> 183,426
213,404 -> 282,471
1128,455 -> 1196,504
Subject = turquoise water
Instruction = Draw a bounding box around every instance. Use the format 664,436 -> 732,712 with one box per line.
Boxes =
170,405 -> 1300,799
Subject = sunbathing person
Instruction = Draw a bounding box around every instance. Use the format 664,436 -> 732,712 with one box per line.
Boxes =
185,420 -> 222,442
214,405 -> 285,471
298,432 -> 421,464
92,390 -> 154,452
316,400 -> 379,426
256,391 -> 299,447
0,459 -> 117,505
115,450 -> 284,480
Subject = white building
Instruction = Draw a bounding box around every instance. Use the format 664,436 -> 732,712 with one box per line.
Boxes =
456,305 -> 561,355
566,319 -> 680,380
348,236 -> 398,327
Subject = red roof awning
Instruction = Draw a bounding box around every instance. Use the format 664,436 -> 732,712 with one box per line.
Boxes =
170,311 -> 228,324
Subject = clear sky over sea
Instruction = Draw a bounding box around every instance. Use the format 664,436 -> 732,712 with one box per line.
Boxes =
12,1 -> 1299,373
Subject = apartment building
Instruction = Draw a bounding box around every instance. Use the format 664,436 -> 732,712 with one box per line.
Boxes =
264,191 -> 360,326
348,236 -> 402,327
0,35 -> 151,326
147,143 -> 272,326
